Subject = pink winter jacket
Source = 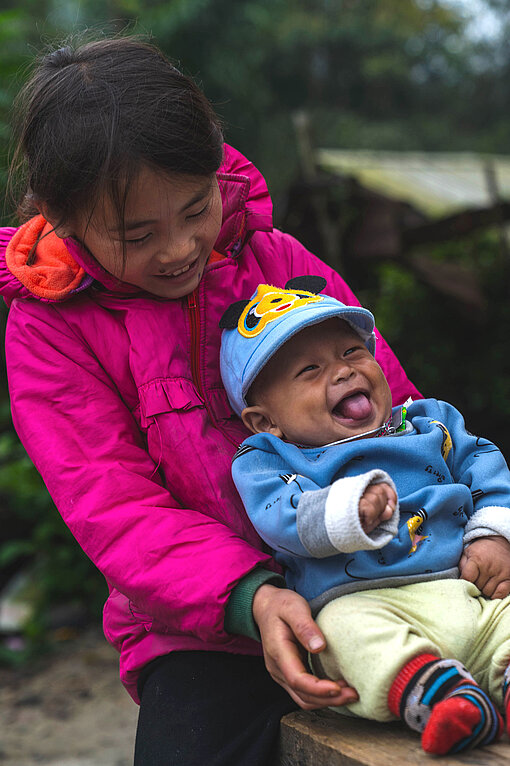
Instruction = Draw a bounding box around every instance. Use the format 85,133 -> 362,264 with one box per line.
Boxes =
0,145 -> 421,702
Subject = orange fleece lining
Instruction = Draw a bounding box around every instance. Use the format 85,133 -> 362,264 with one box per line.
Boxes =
208,249 -> 226,264
5,215 -> 85,301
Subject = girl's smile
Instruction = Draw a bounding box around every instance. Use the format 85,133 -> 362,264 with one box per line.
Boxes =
69,166 -> 223,299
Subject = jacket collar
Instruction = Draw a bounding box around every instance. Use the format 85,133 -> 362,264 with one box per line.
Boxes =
215,144 -> 273,256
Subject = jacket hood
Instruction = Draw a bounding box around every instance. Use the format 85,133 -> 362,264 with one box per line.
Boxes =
0,144 -> 273,304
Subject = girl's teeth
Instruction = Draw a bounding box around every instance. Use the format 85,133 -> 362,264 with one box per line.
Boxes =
171,263 -> 191,277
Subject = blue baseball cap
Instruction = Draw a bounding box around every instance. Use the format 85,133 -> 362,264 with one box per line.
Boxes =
220,276 -> 376,418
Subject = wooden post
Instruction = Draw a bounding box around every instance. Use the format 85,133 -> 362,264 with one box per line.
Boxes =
292,111 -> 343,270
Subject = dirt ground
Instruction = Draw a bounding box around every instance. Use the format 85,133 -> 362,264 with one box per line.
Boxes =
0,628 -> 138,766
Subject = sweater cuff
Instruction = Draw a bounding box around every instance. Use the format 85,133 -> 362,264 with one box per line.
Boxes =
463,507 -> 510,546
225,568 -> 286,641
325,470 -> 399,552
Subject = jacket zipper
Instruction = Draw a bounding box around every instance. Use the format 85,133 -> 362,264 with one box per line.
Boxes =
186,287 -> 240,448
187,289 -> 203,398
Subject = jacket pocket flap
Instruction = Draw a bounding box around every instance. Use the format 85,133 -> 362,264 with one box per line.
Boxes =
139,377 -> 204,423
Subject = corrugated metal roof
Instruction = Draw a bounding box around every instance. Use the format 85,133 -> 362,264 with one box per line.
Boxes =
316,149 -> 510,216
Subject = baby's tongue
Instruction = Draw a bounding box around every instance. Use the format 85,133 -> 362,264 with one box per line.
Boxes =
336,392 -> 372,420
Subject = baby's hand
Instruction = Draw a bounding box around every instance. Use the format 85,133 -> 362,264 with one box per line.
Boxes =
459,536 -> 510,599
359,482 -> 397,535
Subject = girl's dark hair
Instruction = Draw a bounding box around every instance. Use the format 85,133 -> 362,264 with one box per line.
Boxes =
10,37 -> 224,228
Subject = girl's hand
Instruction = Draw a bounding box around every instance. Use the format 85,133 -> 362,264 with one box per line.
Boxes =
252,583 -> 358,710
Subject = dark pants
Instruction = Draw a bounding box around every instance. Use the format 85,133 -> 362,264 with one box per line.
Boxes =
134,651 -> 298,766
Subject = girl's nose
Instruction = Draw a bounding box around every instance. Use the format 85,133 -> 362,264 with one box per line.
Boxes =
160,235 -> 195,265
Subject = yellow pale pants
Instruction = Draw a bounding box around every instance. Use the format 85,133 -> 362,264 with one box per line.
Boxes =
312,579 -> 510,721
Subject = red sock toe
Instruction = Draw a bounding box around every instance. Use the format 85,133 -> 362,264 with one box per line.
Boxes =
422,697 -> 481,754
504,685 -> 510,739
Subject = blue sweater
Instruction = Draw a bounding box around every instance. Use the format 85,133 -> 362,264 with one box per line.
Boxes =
232,399 -> 510,614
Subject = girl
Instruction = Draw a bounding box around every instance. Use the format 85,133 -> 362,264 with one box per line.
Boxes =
2,38 -> 421,765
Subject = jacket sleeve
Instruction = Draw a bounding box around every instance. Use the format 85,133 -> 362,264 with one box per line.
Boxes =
232,445 -> 399,558
6,299 -> 272,644
269,230 -> 423,406
434,401 -> 510,544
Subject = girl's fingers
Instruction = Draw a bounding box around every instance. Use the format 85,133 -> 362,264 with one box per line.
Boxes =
287,685 -> 359,711
255,585 -> 323,651
281,599 -> 326,653
274,665 -> 358,710
255,586 -> 359,710
268,632 -> 358,709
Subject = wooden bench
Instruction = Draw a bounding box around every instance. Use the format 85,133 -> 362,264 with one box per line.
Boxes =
275,710 -> 510,765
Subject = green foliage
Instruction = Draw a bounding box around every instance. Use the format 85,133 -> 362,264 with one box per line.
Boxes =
357,232 -> 510,459
3,0 -> 508,209
0,424 -> 106,652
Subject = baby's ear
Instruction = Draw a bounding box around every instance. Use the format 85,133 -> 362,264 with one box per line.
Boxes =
242,406 -> 283,438
219,300 -> 250,329
284,275 -> 327,294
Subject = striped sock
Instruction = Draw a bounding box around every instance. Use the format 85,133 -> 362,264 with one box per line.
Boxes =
503,663 -> 510,738
388,654 -> 503,755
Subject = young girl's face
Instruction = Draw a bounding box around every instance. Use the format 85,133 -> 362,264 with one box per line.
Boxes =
71,166 -> 223,299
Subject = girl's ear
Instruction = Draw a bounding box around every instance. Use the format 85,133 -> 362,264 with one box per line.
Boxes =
35,203 -> 72,239
241,406 -> 283,439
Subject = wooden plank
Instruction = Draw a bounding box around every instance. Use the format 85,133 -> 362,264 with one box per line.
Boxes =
276,710 -> 510,766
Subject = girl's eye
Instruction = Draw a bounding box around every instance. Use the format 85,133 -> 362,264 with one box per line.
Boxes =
187,201 -> 210,220
125,233 -> 151,247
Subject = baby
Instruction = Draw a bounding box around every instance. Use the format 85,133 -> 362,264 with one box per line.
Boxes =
220,276 -> 510,756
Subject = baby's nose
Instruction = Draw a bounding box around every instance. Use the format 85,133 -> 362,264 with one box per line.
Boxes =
332,361 -> 354,382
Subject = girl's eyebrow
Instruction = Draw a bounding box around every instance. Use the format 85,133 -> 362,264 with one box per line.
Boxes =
109,184 -> 212,233
179,183 -> 212,213
112,219 -> 157,233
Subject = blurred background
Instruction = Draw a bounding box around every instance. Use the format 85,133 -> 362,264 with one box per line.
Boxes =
0,0 -> 509,662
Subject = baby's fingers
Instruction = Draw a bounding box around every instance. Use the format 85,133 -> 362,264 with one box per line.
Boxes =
489,579 -> 510,600
384,485 -> 398,515
380,500 -> 396,522
359,484 -> 396,533
459,556 -> 480,585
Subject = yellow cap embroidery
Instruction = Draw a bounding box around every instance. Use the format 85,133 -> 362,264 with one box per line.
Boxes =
238,284 -> 323,338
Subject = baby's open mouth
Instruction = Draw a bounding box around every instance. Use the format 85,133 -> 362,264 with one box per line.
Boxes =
333,392 -> 373,421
